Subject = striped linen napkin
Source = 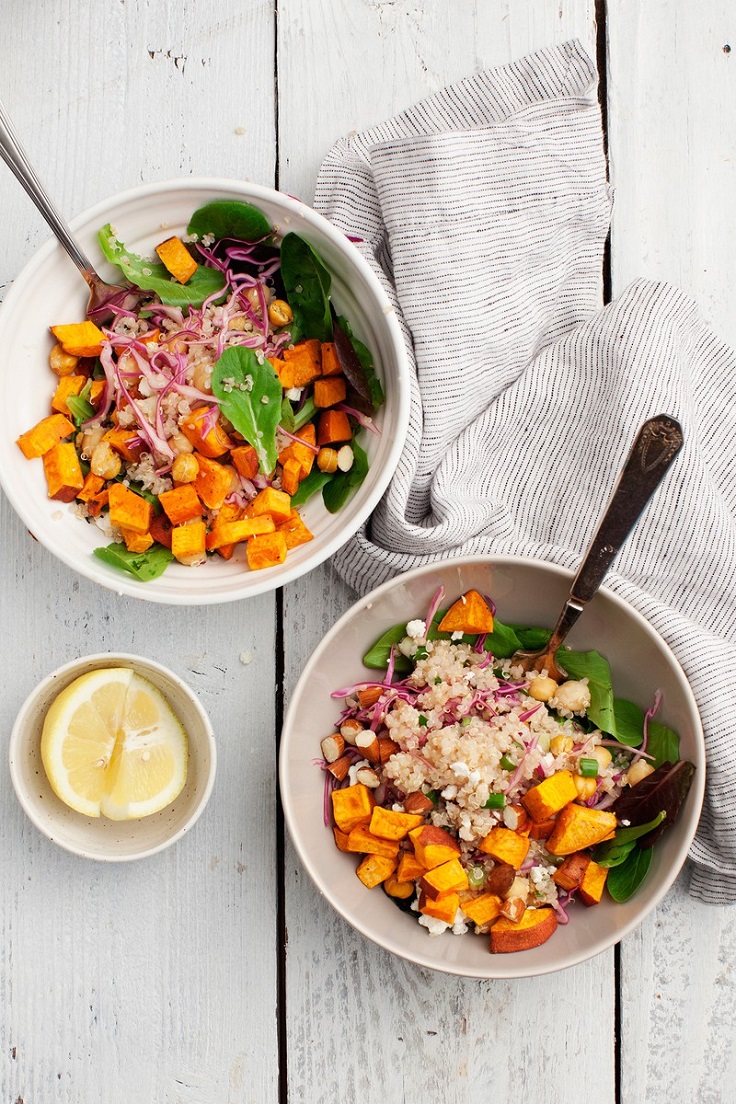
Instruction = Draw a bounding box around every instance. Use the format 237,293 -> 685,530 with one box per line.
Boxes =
314,40 -> 736,904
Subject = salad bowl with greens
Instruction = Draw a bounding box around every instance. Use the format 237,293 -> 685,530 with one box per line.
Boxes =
279,556 -> 705,979
0,179 -> 410,603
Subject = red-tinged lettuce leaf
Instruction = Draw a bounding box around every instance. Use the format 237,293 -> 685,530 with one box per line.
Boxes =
610,760 -> 696,847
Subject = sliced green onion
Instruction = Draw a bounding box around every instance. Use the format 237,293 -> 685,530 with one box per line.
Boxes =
461,717 -> 472,728
425,789 -> 439,804
414,646 -> 429,660
467,866 -> 486,888
579,757 -> 599,778
484,793 -> 506,810
434,676 -> 442,685
500,754 -> 516,771
418,714 -> 428,728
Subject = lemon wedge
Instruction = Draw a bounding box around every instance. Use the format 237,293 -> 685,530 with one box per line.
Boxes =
41,667 -> 188,820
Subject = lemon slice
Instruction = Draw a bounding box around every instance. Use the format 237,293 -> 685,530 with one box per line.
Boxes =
41,667 -> 188,820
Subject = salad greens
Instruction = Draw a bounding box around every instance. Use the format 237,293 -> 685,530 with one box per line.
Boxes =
93,542 -> 174,581
186,199 -> 272,243
211,346 -> 282,474
280,232 -> 333,344
98,224 -> 225,308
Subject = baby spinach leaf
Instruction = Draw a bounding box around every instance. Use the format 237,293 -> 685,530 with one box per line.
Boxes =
290,468 -> 333,507
98,224 -> 225,307
555,649 -> 616,737
322,440 -> 369,513
646,720 -> 680,768
292,396 -> 317,432
612,699 -> 645,747
280,397 -> 296,433
362,610 -> 522,670
94,542 -> 174,581
479,620 -> 522,659
211,347 -> 282,474
362,625 -> 412,672
592,812 -> 667,867
187,200 -> 272,243
510,625 -> 552,651
335,315 -> 385,410
606,846 -> 653,902
610,760 -> 695,847
280,233 -> 332,343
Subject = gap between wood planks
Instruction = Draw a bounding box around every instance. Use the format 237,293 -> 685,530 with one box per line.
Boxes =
273,5 -> 617,1099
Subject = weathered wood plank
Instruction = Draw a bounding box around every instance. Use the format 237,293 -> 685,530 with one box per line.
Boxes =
0,1 -> 280,1100
280,3 -> 619,1095
607,5 -> 736,1100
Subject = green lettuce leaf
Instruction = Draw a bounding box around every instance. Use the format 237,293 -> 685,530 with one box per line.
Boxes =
93,542 -> 174,582
211,347 -> 282,474
98,224 -> 225,307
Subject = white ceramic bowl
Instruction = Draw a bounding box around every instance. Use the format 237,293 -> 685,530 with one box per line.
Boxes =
0,178 -> 410,604
9,653 -> 216,860
280,556 -> 705,978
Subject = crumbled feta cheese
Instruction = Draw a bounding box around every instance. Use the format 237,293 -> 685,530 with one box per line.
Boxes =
451,908 -> 469,935
441,784 -> 458,800
450,761 -> 470,780
451,630 -> 464,641
285,387 -> 303,401
405,619 -> 426,641
418,914 -> 450,936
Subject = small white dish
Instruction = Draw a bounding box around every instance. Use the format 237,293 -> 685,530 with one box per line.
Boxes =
279,556 -> 705,979
0,177 -> 410,604
9,653 -> 216,860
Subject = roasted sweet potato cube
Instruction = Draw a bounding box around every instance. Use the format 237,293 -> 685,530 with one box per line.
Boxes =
489,907 -> 558,953
369,807 -> 425,841
42,441 -> 84,501
419,858 -> 469,900
84,489 -> 109,517
230,444 -> 259,481
356,854 -> 397,889
247,487 -> 292,523
155,236 -> 197,283
437,589 -> 494,634
397,852 -> 427,882
461,893 -> 503,927
120,526 -> 154,553
553,852 -> 592,891
171,520 -> 207,565
277,341 -> 321,389
478,826 -> 530,870
331,783 -> 375,833
246,531 -> 288,571
546,804 -> 618,856
108,483 -> 153,534
276,510 -> 314,550
51,374 -> 86,415
317,410 -> 352,446
579,860 -> 609,906
419,891 -> 460,925
76,472 -> 105,503
314,376 -> 347,408
409,825 -> 462,870
206,515 -> 275,551
50,320 -> 105,357
333,827 -> 351,853
193,455 -> 234,509
280,458 -> 302,496
278,424 -> 317,479
320,341 -> 342,376
17,413 -> 75,459
102,428 -> 143,462
346,826 -> 400,860
180,408 -> 234,458
158,484 -> 203,525
149,513 -> 173,548
522,770 -> 579,823
528,817 -> 558,840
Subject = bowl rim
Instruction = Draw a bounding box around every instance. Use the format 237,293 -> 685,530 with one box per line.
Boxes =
9,651 -> 217,861
279,554 -> 706,978
0,176 -> 412,605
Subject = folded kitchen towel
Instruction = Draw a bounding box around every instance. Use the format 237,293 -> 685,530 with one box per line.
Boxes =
314,39 -> 736,904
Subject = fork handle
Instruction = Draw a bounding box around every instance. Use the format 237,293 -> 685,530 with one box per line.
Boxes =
569,414 -> 683,606
0,98 -> 97,283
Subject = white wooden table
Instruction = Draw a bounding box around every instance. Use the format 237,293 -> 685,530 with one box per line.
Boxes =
1,3 -> 735,1101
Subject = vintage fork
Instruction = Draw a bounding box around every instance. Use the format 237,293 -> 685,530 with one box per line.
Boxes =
511,414 -> 684,680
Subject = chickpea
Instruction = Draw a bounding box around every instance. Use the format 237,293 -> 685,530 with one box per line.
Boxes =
171,453 -> 199,483
551,679 -> 591,713
590,745 -> 613,770
626,760 -> 655,787
90,441 -> 122,480
528,675 -> 558,702
78,425 -> 105,459
49,343 -> 79,377
573,775 -> 597,801
168,432 -> 194,455
317,447 -> 338,473
268,299 -> 294,328
191,361 -> 213,394
550,734 -> 574,757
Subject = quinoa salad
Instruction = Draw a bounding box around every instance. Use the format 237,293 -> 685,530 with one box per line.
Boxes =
16,199 -> 383,582
320,588 -> 695,954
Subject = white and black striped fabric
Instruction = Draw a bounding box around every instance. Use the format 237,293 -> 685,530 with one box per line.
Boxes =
314,40 -> 736,904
